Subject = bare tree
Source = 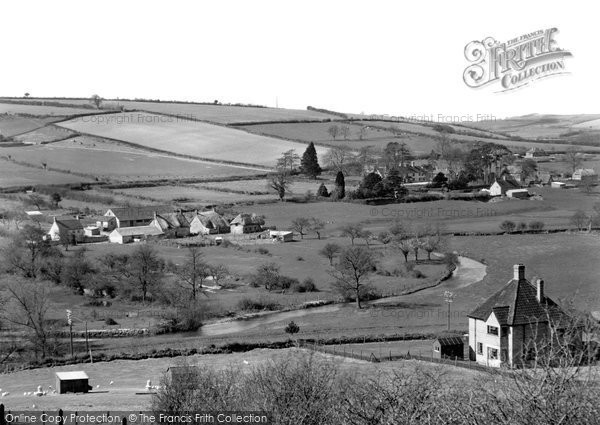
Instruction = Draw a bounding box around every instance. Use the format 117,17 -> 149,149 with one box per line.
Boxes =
2,224 -> 48,278
276,149 -> 300,174
0,280 -> 52,359
171,247 -> 210,300
339,125 -> 351,140
269,171 -> 291,201
327,124 -> 339,140
291,217 -> 311,239
209,264 -> 229,287
564,147 -> 583,173
120,244 -> 164,303
324,147 -> 354,174
571,210 -> 589,231
309,217 -> 325,239
90,94 -> 103,109
340,223 -> 365,245
319,243 -> 341,265
330,246 -> 375,308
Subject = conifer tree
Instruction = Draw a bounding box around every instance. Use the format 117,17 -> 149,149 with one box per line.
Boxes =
300,142 -> 322,178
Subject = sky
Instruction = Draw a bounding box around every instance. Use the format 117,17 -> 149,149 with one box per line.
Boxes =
0,0 -> 595,120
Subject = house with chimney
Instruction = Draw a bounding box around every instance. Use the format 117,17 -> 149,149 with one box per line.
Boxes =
489,176 -> 521,196
468,264 -> 570,367
230,213 -> 265,235
149,211 -> 190,238
47,217 -> 85,243
187,210 -> 230,235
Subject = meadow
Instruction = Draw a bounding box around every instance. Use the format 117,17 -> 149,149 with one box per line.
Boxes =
113,185 -> 277,204
0,348 -> 479,410
14,125 -> 76,144
56,112 -> 328,167
0,114 -> 60,137
0,141 -> 264,184
0,103 -> 98,116
0,98 -> 340,123
0,159 -> 92,187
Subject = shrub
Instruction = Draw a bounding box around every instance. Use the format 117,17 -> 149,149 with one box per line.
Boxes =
255,247 -> 270,255
529,221 -> 545,231
105,317 -> 118,326
500,220 -> 516,233
517,222 -> 528,232
296,256 -> 304,261
291,277 -> 318,293
285,321 -> 300,335
237,297 -> 281,311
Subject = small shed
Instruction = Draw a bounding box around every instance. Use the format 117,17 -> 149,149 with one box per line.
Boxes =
269,230 -> 294,242
432,336 -> 465,359
55,371 -> 91,394
506,189 -> 529,199
551,181 -> 566,189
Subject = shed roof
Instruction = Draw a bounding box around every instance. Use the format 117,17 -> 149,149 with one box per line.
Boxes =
111,226 -> 163,237
105,205 -> 173,221
434,336 -> 464,346
56,371 -> 89,380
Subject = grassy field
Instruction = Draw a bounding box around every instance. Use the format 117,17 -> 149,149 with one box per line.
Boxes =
0,115 -> 60,137
0,98 -> 340,123
56,112 -> 329,167
0,103 -> 98,116
0,141 -> 264,183
0,158 -> 92,187
247,188 -> 600,236
471,114 -> 600,139
0,348 -> 480,410
113,185 -> 277,205
14,125 -> 77,144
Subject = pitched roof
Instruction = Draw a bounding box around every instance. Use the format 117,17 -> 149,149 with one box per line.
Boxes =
230,213 -> 264,226
469,274 -> 568,326
110,226 -> 163,237
153,212 -> 190,230
106,205 -> 173,222
56,371 -> 88,380
435,336 -> 464,346
54,217 -> 84,231
492,178 -> 520,191
188,211 -> 229,229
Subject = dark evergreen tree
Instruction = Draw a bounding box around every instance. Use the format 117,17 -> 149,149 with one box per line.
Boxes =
300,142 -> 322,178
333,171 -> 345,199
316,182 -> 329,197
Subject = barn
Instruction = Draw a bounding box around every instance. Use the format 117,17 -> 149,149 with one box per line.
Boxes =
432,336 -> 465,359
55,371 -> 91,394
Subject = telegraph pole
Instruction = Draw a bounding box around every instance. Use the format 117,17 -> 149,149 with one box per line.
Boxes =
443,291 -> 455,331
66,309 -> 73,358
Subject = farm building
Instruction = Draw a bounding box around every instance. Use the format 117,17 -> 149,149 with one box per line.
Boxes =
105,205 -> 173,228
187,210 -> 230,235
572,168 -> 598,184
506,189 -> 529,199
432,336 -> 467,359
489,177 -> 520,196
47,217 -> 85,243
230,213 -> 265,235
551,181 -> 566,189
109,225 -> 163,244
468,264 -> 570,367
524,148 -> 549,159
149,211 -> 190,238
269,230 -> 294,242
55,371 -> 91,394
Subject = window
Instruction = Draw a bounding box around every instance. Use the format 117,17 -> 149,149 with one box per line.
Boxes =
488,347 -> 498,360
434,345 -> 440,352
477,343 -> 483,355
487,325 -> 499,336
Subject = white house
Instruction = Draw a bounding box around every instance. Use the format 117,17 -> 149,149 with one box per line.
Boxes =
47,217 -> 85,243
187,211 -> 229,235
468,264 -> 569,367
230,213 -> 265,235
489,177 -> 520,197
572,168 -> 598,184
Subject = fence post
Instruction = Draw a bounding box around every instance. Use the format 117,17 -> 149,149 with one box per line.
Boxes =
58,409 -> 64,425
123,418 -> 128,425
0,404 -> 5,425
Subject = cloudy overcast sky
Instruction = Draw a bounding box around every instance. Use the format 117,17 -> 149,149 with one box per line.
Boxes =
0,0 -> 593,119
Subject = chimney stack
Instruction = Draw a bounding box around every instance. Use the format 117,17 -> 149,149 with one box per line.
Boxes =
536,278 -> 544,302
513,264 -> 525,281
